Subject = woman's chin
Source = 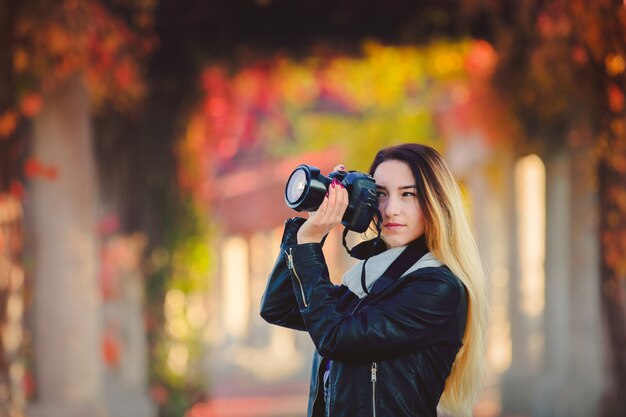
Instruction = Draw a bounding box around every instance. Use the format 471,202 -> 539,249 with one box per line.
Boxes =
384,237 -> 408,249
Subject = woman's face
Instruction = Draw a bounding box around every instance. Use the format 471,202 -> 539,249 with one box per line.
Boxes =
373,160 -> 425,248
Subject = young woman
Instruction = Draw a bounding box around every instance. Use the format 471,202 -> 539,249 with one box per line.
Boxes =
260,143 -> 488,417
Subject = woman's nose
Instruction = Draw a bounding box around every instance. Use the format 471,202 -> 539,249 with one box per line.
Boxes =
383,196 -> 400,217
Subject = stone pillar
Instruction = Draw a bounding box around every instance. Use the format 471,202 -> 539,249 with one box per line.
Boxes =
466,149 -> 516,412
559,140 -> 604,416
27,76 -> 106,417
500,151 -> 536,415
528,140 -> 604,417
533,149 -> 572,416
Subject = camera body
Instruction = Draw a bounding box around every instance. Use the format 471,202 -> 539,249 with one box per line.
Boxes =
284,164 -> 378,233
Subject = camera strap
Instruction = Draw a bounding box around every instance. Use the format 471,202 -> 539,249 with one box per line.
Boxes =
360,234 -> 429,295
341,207 -> 384,260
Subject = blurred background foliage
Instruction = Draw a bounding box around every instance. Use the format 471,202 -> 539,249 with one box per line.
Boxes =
177,39 -> 492,206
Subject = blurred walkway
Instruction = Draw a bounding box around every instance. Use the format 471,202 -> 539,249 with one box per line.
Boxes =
187,393 -> 307,417
186,386 -> 502,417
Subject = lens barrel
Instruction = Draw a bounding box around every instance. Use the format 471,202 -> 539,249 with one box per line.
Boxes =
284,165 -> 329,212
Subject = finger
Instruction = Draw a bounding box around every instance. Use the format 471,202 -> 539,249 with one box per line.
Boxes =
339,182 -> 348,209
315,192 -> 329,220
327,180 -> 344,224
336,184 -> 349,222
333,164 -> 346,172
322,180 -> 335,222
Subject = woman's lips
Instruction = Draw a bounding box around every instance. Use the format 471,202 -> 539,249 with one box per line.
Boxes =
384,223 -> 404,231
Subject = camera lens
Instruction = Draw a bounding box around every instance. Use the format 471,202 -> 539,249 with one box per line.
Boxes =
284,165 -> 328,211
286,168 -> 308,205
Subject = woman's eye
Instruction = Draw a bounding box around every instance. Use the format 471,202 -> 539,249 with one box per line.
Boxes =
376,192 -> 387,198
402,192 -> 416,197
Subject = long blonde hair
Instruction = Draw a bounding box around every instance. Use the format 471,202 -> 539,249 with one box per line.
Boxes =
369,143 -> 488,417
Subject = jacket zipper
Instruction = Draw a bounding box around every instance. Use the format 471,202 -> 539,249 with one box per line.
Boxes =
312,357 -> 326,416
285,248 -> 308,307
371,362 -> 378,417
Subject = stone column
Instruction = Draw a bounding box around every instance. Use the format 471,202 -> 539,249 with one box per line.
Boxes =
529,139 -> 604,417
500,151 -> 536,415
27,76 -> 106,417
559,140 -> 604,417
466,149 -> 516,412
533,149 -> 572,416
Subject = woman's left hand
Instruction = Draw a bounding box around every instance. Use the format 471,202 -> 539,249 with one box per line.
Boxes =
297,166 -> 349,244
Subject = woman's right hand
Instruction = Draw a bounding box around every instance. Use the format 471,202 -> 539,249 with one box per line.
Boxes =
297,164 -> 349,244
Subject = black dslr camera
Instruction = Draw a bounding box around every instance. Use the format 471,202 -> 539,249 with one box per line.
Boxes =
284,164 -> 378,233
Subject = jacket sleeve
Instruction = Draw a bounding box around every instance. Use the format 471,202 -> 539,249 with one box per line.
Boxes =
286,243 -> 463,362
259,217 -> 308,331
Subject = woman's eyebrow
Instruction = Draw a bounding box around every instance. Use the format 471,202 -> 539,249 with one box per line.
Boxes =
375,185 -> 417,190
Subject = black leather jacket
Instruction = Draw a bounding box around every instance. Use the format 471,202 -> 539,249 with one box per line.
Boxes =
260,218 -> 468,417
